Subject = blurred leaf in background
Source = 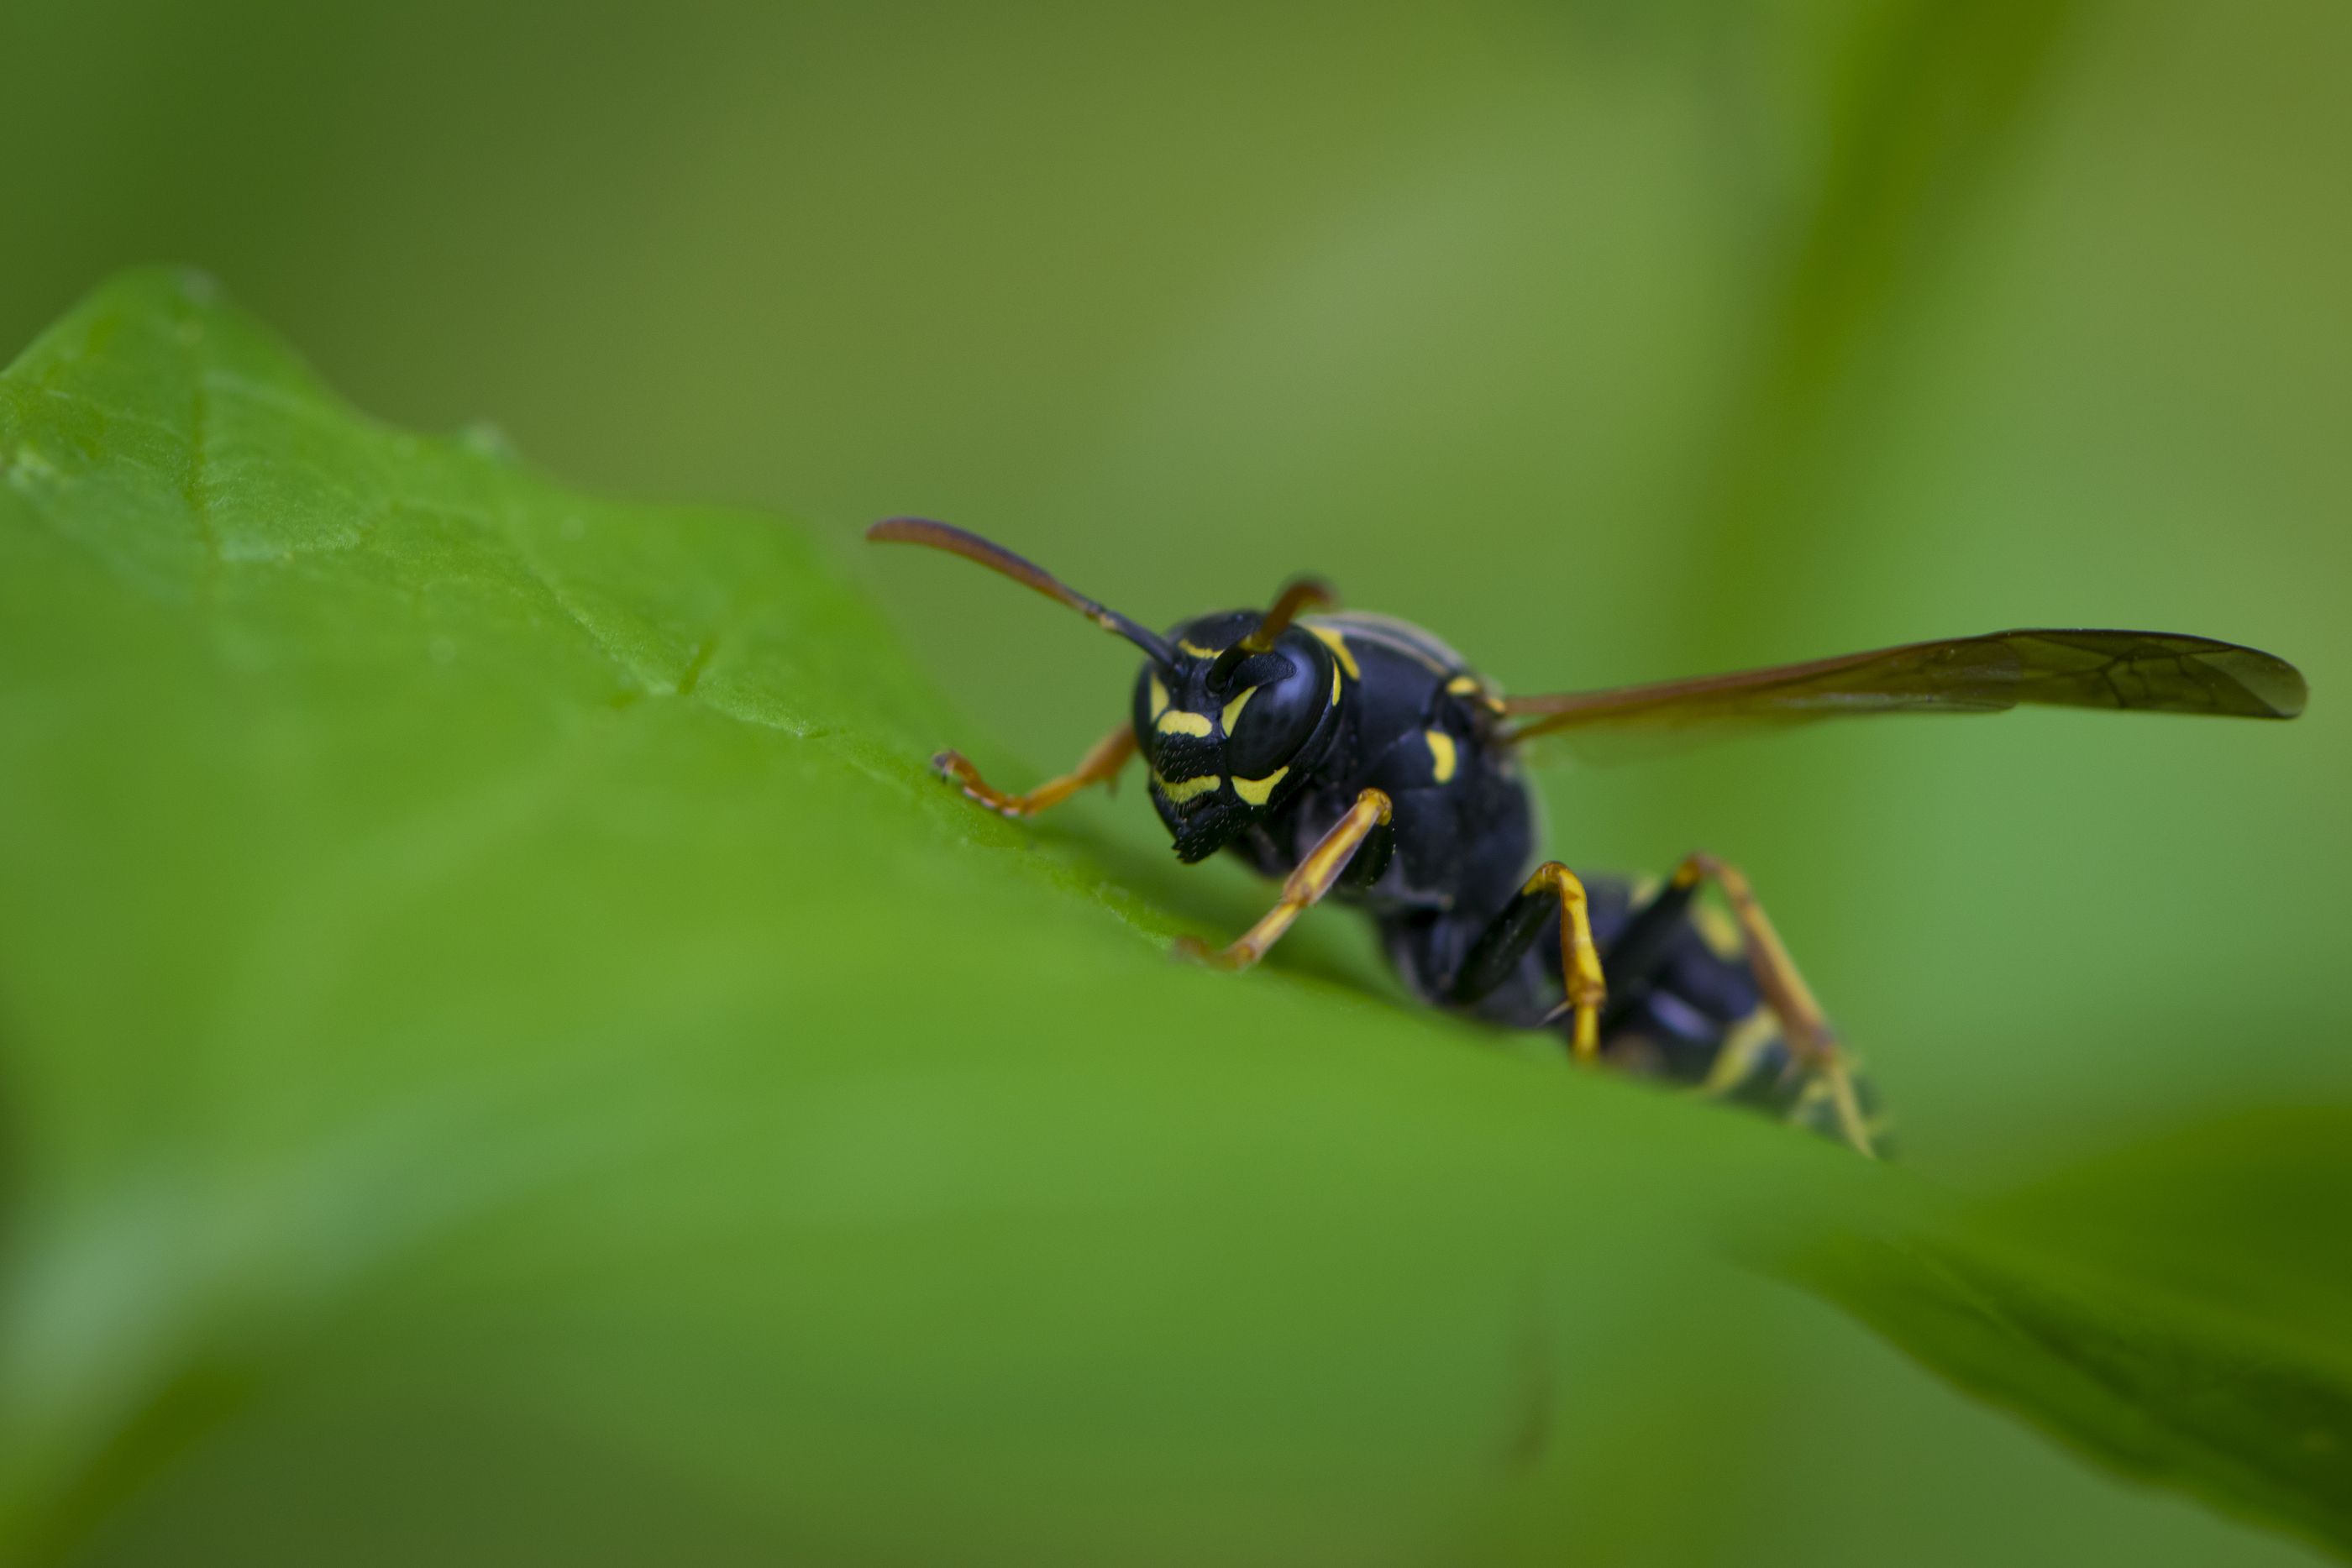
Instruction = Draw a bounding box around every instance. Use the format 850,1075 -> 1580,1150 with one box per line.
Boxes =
2,0 -> 2346,1560
3,270 -> 2349,1568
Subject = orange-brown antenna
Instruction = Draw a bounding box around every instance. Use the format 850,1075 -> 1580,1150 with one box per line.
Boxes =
867,518 -> 1177,666
1209,575 -> 1335,688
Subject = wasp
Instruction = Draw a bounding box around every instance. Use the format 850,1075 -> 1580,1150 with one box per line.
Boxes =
869,519 -> 2307,1155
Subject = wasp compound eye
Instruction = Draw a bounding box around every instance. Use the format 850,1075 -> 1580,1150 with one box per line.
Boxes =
1221,640 -> 1331,783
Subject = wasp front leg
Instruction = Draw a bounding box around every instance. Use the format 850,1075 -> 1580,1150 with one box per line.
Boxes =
933,724 -> 1137,819
1174,789 -> 1394,971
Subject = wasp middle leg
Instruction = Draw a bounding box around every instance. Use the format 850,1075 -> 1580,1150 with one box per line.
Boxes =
1450,863 -> 1609,1061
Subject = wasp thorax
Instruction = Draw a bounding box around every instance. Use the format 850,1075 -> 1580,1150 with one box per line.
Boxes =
1131,613 -> 1343,863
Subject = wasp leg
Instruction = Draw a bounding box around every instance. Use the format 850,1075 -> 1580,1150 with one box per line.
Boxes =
1174,789 -> 1393,971
1453,864 -> 1609,1062
1592,877 -> 1697,1036
933,725 -> 1137,819
1664,853 -> 1877,1158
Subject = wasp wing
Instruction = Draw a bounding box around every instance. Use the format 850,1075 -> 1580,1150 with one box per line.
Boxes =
1502,629 -> 2304,762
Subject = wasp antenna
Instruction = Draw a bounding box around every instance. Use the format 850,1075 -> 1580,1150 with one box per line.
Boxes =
1243,576 -> 1336,652
1209,575 -> 1336,689
867,517 -> 1177,666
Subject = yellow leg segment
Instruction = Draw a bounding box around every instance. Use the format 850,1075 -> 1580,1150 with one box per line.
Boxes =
1524,864 -> 1607,1062
1672,853 -> 1877,1158
933,725 -> 1137,819
1174,789 -> 1393,971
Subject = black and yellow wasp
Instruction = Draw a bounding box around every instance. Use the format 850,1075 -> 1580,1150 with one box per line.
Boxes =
870,519 -> 2307,1155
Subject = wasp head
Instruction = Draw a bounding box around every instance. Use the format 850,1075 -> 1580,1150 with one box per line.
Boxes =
1134,612 -> 1344,863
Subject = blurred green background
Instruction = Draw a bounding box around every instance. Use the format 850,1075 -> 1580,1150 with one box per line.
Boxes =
5,0 -> 2345,1561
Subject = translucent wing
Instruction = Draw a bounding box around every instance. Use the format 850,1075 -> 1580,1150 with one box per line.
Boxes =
1504,629 -> 2305,762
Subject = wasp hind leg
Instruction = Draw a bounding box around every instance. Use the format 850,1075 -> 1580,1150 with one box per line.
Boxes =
1640,853 -> 1880,1158
933,724 -> 1137,819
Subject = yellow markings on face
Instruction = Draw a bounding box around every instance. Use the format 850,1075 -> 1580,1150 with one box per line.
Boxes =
1148,673 -> 1170,720
1221,684 -> 1256,733
1156,709 -> 1213,737
1231,767 -> 1289,806
1303,623 -> 1359,680
1328,659 -> 1342,706
1178,639 -> 1222,658
1424,728 -> 1457,784
1152,770 -> 1221,804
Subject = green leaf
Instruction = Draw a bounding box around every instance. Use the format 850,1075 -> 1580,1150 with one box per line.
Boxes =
1,272 -> 2344,1564
1804,1108 -> 2352,1557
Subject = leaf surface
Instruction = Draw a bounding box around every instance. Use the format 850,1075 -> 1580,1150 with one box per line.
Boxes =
1,273 -> 2343,1565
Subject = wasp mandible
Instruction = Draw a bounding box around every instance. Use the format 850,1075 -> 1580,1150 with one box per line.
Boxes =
869,518 -> 2307,1156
